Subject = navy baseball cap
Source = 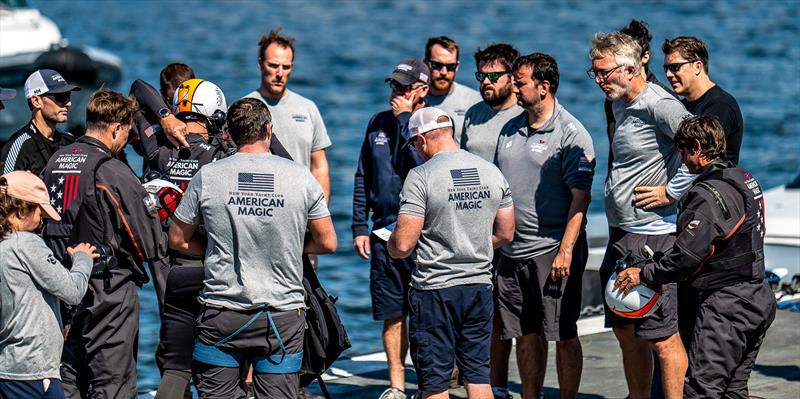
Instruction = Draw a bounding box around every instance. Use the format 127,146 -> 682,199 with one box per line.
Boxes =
385,59 -> 430,86
0,86 -> 15,101
24,69 -> 81,99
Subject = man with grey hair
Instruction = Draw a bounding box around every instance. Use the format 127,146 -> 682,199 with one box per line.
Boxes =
588,32 -> 693,399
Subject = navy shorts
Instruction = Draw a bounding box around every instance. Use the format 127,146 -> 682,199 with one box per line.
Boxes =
495,232 -> 588,341
409,284 -> 493,392
599,227 -> 678,340
0,378 -> 64,399
370,238 -> 414,320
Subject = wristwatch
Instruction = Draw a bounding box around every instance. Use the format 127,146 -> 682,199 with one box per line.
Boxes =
157,107 -> 171,120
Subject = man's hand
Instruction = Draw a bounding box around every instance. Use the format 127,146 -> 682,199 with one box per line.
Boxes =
353,235 -> 371,260
160,114 -> 189,147
550,248 -> 572,280
390,92 -> 416,117
614,267 -> 643,294
633,185 -> 672,210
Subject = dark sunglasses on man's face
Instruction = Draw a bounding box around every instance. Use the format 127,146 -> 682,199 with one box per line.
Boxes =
389,81 -> 417,93
427,60 -> 458,72
475,71 -> 508,83
663,60 -> 694,73
45,92 -> 71,104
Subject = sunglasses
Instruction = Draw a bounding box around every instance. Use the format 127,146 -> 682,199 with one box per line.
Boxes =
663,60 -> 694,73
45,92 -> 71,104
389,80 -> 422,93
427,60 -> 458,72
475,71 -> 508,83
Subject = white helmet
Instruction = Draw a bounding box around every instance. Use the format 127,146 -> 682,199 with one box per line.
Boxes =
605,272 -> 661,318
173,78 -> 226,129
142,178 -> 183,222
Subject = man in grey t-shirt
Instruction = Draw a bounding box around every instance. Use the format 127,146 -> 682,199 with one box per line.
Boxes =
169,98 -> 337,399
388,107 -> 515,399
423,36 -> 481,144
495,53 -> 595,399
243,28 -> 332,202
461,43 -> 523,163
589,32 -> 691,399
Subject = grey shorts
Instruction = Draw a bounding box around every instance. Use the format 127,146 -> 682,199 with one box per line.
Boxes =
495,233 -> 587,341
599,227 -> 678,340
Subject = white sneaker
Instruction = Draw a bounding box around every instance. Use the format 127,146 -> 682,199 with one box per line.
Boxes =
378,387 -> 407,399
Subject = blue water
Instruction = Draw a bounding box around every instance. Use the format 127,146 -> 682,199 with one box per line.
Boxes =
32,0 -> 800,389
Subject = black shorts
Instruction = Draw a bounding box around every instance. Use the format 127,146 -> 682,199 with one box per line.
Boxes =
409,284 -> 493,392
370,238 -> 414,320
495,233 -> 588,341
599,227 -> 678,340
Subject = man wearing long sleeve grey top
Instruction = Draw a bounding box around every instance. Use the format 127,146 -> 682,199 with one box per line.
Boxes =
589,32 -> 692,399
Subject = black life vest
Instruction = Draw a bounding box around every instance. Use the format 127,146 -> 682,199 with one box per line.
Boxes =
155,134 -> 224,191
686,162 -> 766,290
42,138 -> 114,264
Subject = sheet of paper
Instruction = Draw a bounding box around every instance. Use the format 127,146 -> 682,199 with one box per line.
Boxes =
372,222 -> 396,242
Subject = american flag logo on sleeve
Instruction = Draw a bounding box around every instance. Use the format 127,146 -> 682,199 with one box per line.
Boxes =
450,168 -> 481,187
238,173 -> 274,192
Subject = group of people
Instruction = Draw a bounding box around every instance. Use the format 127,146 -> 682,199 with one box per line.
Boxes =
0,19 -> 776,399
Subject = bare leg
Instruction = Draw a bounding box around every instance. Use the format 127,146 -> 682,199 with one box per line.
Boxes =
490,314 -> 512,390
650,333 -> 687,399
384,316 -> 408,390
516,333 -> 547,399
422,390 -> 449,399
555,337 -> 583,399
613,325 -> 653,399
465,383 -> 494,399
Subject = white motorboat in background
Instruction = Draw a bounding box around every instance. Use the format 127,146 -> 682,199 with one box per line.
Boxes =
0,0 -> 122,139
762,170 -> 800,295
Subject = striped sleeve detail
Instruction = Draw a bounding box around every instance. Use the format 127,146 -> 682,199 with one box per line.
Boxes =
3,132 -> 32,174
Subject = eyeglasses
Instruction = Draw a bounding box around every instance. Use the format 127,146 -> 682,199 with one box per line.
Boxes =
586,65 -> 622,81
427,60 -> 458,72
663,60 -> 694,73
45,92 -> 71,104
475,71 -> 508,83
389,80 -> 422,93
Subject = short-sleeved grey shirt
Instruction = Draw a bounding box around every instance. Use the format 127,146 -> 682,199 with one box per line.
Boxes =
174,152 -> 330,311
495,100 -> 596,259
399,149 -> 513,290
425,82 -> 481,144
460,101 -> 524,162
605,83 -> 692,228
243,89 -> 332,167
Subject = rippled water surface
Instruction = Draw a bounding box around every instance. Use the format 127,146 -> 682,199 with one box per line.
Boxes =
29,0 -> 800,389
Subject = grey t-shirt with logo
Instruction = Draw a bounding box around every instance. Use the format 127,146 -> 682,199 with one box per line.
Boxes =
399,149 -> 513,290
425,82 -> 481,144
243,89 -> 332,167
495,99 -> 596,259
460,101 -> 524,162
174,152 -> 330,311
606,82 -> 692,228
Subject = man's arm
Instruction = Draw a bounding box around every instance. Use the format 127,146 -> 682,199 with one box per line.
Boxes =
352,119 -> 375,260
129,79 -> 188,147
310,149 -> 331,205
550,189 -> 590,280
492,206 -> 515,249
168,218 -> 204,257
305,216 -> 338,254
387,213 -> 424,259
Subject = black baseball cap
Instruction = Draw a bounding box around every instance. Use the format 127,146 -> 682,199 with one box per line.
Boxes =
385,59 -> 430,86
24,69 -> 81,98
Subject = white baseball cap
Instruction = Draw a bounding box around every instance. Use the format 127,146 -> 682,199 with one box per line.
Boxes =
408,107 -> 453,138
24,69 -> 81,99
